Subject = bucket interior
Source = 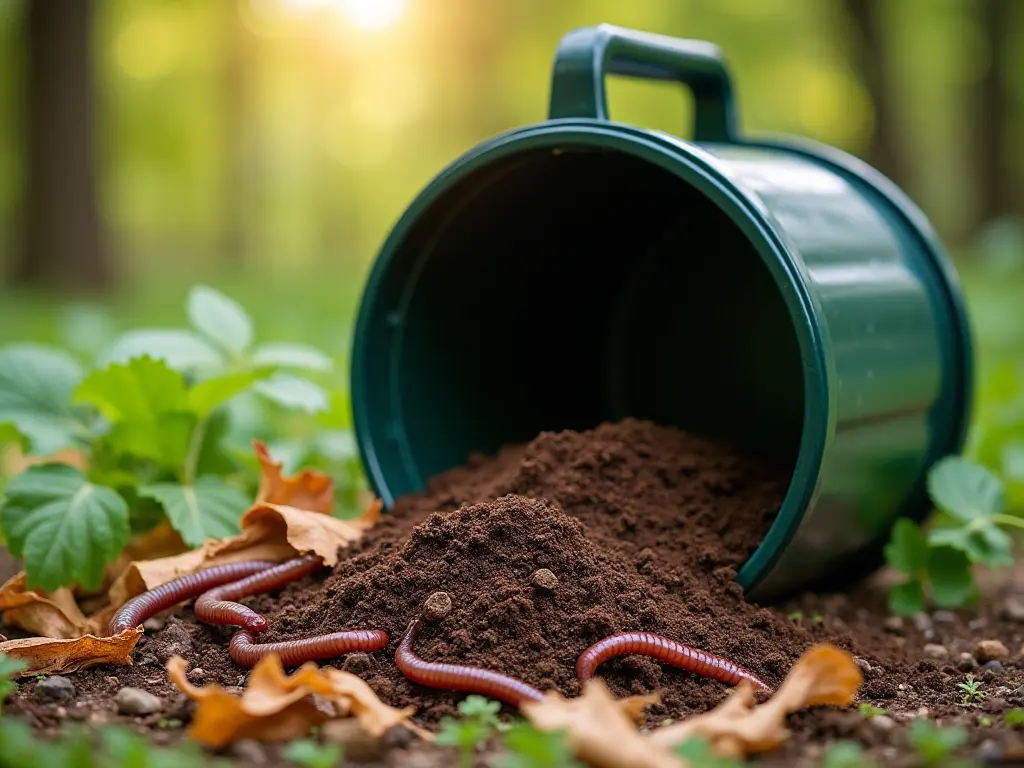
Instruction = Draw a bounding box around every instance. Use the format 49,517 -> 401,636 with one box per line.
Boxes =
374,146 -> 805,493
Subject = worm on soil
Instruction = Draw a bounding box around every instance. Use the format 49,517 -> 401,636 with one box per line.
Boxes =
395,619 -> 545,707
107,560 -> 280,635
229,627 -> 390,668
576,631 -> 773,692
194,554 -> 324,631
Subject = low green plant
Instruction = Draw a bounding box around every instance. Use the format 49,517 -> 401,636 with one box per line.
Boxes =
786,610 -> 804,622
822,741 -> 876,768
0,285 -> 340,591
810,611 -> 824,624
435,695 -> 505,768
957,676 -> 984,704
885,456 -> 1021,615
0,654 -> 26,714
977,714 -> 993,727
907,719 -> 968,767
496,722 -> 582,768
1005,708 -> 1024,726
858,703 -> 886,719
673,737 -> 747,767
282,739 -> 344,768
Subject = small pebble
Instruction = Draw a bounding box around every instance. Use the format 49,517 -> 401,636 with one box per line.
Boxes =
385,725 -> 416,749
423,591 -> 453,622
958,652 -> 980,671
854,657 -> 872,675
142,616 -> 165,632
154,623 -> 193,663
231,740 -> 268,765
35,676 -> 76,702
1002,597 -> 1024,622
975,639 -> 1010,663
883,616 -> 905,634
54,707 -> 67,718
871,714 -> 895,731
115,687 -> 162,716
916,707 -> 930,717
923,643 -> 948,660
976,739 -> 1003,763
186,667 -> 205,682
137,654 -> 158,667
969,617 -> 989,631
342,653 -> 372,675
531,568 -> 559,591
932,610 -> 957,624
983,660 -> 1004,672
911,612 -> 933,631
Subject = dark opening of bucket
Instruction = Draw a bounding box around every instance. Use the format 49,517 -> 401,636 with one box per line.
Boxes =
363,145 -> 805,497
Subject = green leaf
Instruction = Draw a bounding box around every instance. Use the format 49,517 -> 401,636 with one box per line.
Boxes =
98,329 -> 224,371
888,579 -> 926,616
74,357 -> 192,465
927,546 -> 976,608
928,524 -> 1014,567
254,372 -> 329,413
0,654 -> 28,712
251,343 -> 334,372
883,518 -> 928,576
908,719 -> 967,766
1005,709 -> 1024,726
281,740 -> 343,768
0,344 -> 86,454
187,286 -> 254,356
673,737 -> 746,767
822,741 -> 874,768
927,456 -> 1004,524
139,477 -> 248,547
498,723 -> 582,768
188,371 -> 265,417
0,464 -> 129,591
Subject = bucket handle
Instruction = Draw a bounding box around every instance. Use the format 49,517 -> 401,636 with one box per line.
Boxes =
548,24 -> 739,143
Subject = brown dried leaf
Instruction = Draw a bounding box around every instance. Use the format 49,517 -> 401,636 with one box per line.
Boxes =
0,628 -> 142,676
167,654 -> 418,748
254,439 -> 334,513
0,573 -> 101,639
647,644 -> 863,756
522,679 -> 683,768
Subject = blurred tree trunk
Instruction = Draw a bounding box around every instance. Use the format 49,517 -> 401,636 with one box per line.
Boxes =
841,0 -> 909,191
971,0 -> 1014,233
13,0 -> 113,291
221,2 -> 246,267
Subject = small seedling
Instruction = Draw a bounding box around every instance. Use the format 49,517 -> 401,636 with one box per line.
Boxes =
823,740 -> 876,768
436,696 -> 505,768
1006,708 -> 1024,726
459,694 -> 506,731
496,722 -> 583,768
858,703 -> 886,719
810,611 -> 824,625
957,676 -> 985,704
673,737 -> 746,767
0,654 -> 27,713
786,610 -> 804,622
282,739 -> 344,768
907,718 -> 967,767
977,714 -> 993,727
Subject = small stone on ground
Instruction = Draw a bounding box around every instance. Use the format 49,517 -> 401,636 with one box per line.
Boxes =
35,676 -> 75,702
115,687 -> 162,716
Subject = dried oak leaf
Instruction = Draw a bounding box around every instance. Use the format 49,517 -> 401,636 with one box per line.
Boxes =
646,644 -> 862,757
253,439 -> 333,513
0,628 -> 142,676
167,654 -> 418,748
0,573 -> 100,639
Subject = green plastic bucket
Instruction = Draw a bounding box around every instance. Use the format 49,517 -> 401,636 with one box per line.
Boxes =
350,24 -> 973,601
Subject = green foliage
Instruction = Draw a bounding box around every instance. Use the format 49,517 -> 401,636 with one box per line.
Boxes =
283,739 -> 344,768
977,715 -> 992,727
858,703 -> 886,719
0,285 -> 341,590
907,719 -> 968,767
0,654 -> 27,713
1005,709 -> 1024,726
822,741 -> 876,768
956,676 -> 984,704
496,723 -> 581,768
884,455 -> 1024,615
673,737 -> 747,767
436,696 -> 507,768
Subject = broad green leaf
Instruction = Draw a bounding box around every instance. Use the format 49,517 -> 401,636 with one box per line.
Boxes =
253,372 -> 329,413
0,344 -> 86,454
251,342 -> 333,372
188,371 -> 265,417
187,286 -> 253,356
98,329 -> 223,371
887,578 -> 925,616
0,464 -> 129,591
927,456 -> 1004,523
907,719 -> 967,764
883,518 -> 928,576
927,546 -> 977,608
928,524 -> 1014,567
500,723 -> 582,768
139,477 -> 248,547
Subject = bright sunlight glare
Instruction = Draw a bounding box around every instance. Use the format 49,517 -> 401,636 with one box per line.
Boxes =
276,0 -> 407,30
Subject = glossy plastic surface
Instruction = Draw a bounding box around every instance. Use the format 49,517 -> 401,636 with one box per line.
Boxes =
350,25 -> 972,600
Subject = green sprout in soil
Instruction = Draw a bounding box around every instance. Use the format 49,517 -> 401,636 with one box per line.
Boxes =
977,714 -> 993,727
282,739 -> 344,768
786,611 -> 804,622
957,676 -> 985,704
858,703 -> 886,719
435,695 -> 506,768
884,456 -> 1020,615
1006,709 -> 1024,726
673,737 -> 747,768
907,719 -> 968,767
496,722 -> 583,768
810,611 -> 824,624
0,654 -> 27,714
822,740 -> 877,768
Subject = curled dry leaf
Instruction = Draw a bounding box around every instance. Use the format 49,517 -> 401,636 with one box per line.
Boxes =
253,439 -> 334,513
0,573 -> 100,639
0,628 -> 142,677
646,644 -> 862,757
167,653 -> 419,748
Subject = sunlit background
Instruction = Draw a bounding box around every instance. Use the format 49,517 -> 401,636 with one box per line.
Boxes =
0,0 -> 1022,486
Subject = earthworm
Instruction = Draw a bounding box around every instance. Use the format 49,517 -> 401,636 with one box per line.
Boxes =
229,628 -> 390,668
107,560 -> 279,635
193,554 -> 324,630
576,632 -> 772,692
395,619 -> 545,707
